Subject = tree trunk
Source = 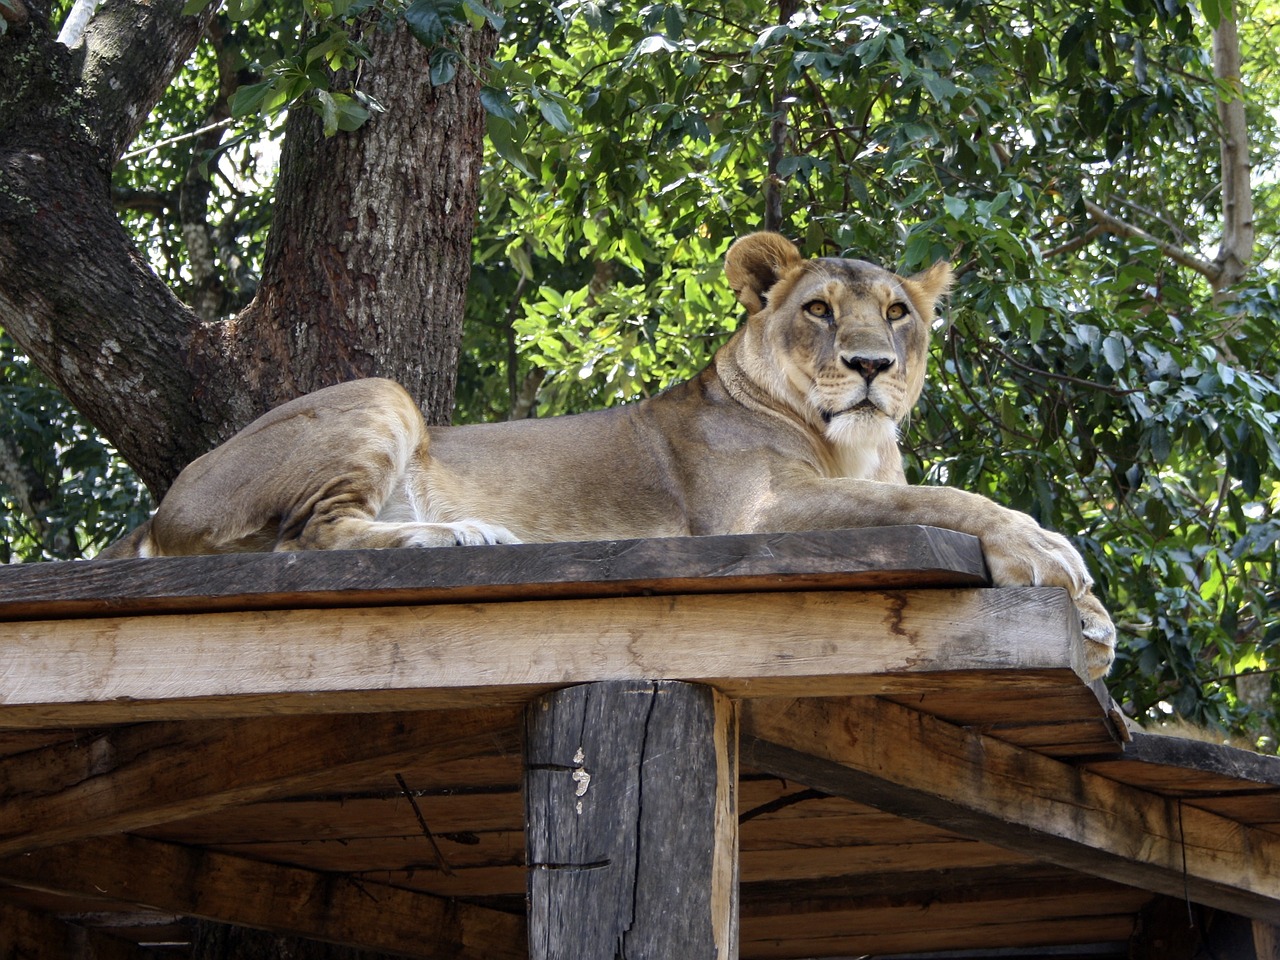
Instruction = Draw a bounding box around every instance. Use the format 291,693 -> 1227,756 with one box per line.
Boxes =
211,22 -> 495,430
1211,5 -> 1254,293
1,5 -> 494,497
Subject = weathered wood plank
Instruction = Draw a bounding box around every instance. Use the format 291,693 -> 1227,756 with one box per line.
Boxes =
1082,731 -> 1280,796
739,913 -> 1138,959
0,708 -> 519,857
741,696 -> 1280,922
0,587 -> 1092,726
0,526 -> 985,620
524,681 -> 738,960
0,834 -> 525,960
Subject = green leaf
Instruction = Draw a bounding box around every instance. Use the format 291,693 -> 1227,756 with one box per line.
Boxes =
462,0 -> 505,30
431,50 -> 459,86
1103,335 -> 1127,371
1200,0 -> 1221,29
943,195 -> 968,219
533,89 -> 573,134
488,115 -> 534,177
479,86 -> 517,123
404,0 -> 461,46
225,0 -> 263,21
315,89 -> 339,137
330,92 -> 371,132
180,0 -> 210,14
228,79 -> 276,118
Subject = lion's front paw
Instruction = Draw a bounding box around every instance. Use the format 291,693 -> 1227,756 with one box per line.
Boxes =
981,512 -> 1115,679
981,515 -> 1093,598
1076,590 -> 1116,680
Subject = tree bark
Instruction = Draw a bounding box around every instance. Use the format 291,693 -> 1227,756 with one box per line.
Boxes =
1211,5 -> 1254,292
215,22 -> 494,428
0,0 -> 219,496
1,5 -> 495,497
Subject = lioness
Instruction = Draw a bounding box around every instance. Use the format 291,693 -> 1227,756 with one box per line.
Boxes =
100,232 -> 1115,676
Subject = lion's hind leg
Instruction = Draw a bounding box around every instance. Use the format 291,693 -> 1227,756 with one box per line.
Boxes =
276,507 -> 520,551
272,452 -> 520,552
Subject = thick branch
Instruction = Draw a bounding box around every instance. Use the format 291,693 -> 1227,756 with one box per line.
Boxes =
78,0 -> 219,161
0,1 -> 222,496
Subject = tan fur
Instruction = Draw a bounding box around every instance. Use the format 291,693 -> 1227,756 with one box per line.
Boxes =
99,233 -> 1116,678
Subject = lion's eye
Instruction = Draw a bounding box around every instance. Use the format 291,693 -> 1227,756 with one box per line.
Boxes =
886,302 -> 909,322
804,300 -> 832,320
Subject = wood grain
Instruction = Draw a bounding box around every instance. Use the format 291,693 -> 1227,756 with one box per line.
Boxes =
0,707 -> 519,856
741,696 -> 1280,922
0,587 -> 1090,726
524,681 -> 738,960
0,834 -> 525,960
0,526 -> 986,620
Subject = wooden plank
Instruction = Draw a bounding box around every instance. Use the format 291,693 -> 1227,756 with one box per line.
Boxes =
1083,731 -> 1280,796
1258,920 -> 1280,960
738,867 -> 1149,956
0,834 -> 525,960
739,913 -> 1137,959
0,586 -> 1090,726
0,707 -> 519,857
140,790 -> 525,844
524,681 -> 738,960
882,684 -> 1123,758
741,696 -> 1280,922
739,862 -> 1133,913
0,526 -> 985,620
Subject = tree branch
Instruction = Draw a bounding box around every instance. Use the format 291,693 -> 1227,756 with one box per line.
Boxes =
1042,224 -> 1104,260
1082,199 -> 1221,283
763,0 -> 797,233
56,0 -> 97,46
0,1 -> 224,495
112,186 -> 175,215
78,0 -> 220,161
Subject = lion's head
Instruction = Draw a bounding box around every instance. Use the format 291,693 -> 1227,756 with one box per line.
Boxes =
722,232 -> 952,470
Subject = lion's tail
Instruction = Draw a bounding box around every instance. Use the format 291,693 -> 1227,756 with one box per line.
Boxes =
94,520 -> 156,560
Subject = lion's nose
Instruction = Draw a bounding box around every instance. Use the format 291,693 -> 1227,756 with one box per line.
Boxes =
842,354 -> 895,381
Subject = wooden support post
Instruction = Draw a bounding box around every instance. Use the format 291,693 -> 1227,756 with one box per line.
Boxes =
524,680 -> 738,960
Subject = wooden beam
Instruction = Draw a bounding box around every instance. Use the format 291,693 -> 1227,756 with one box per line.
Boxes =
739,867 -> 1150,957
741,696 -> 1280,922
525,681 -> 738,959
0,707 -> 519,857
0,834 -> 525,960
0,586 -> 1092,726
0,526 -> 985,619
1258,920 -> 1280,960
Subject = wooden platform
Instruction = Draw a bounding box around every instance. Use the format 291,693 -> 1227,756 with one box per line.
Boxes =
0,526 -> 1277,959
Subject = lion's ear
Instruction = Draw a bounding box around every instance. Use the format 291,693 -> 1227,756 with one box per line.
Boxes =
725,232 -> 803,314
901,260 -> 953,317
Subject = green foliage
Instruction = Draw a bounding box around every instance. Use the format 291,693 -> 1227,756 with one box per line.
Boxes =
0,330 -> 152,562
